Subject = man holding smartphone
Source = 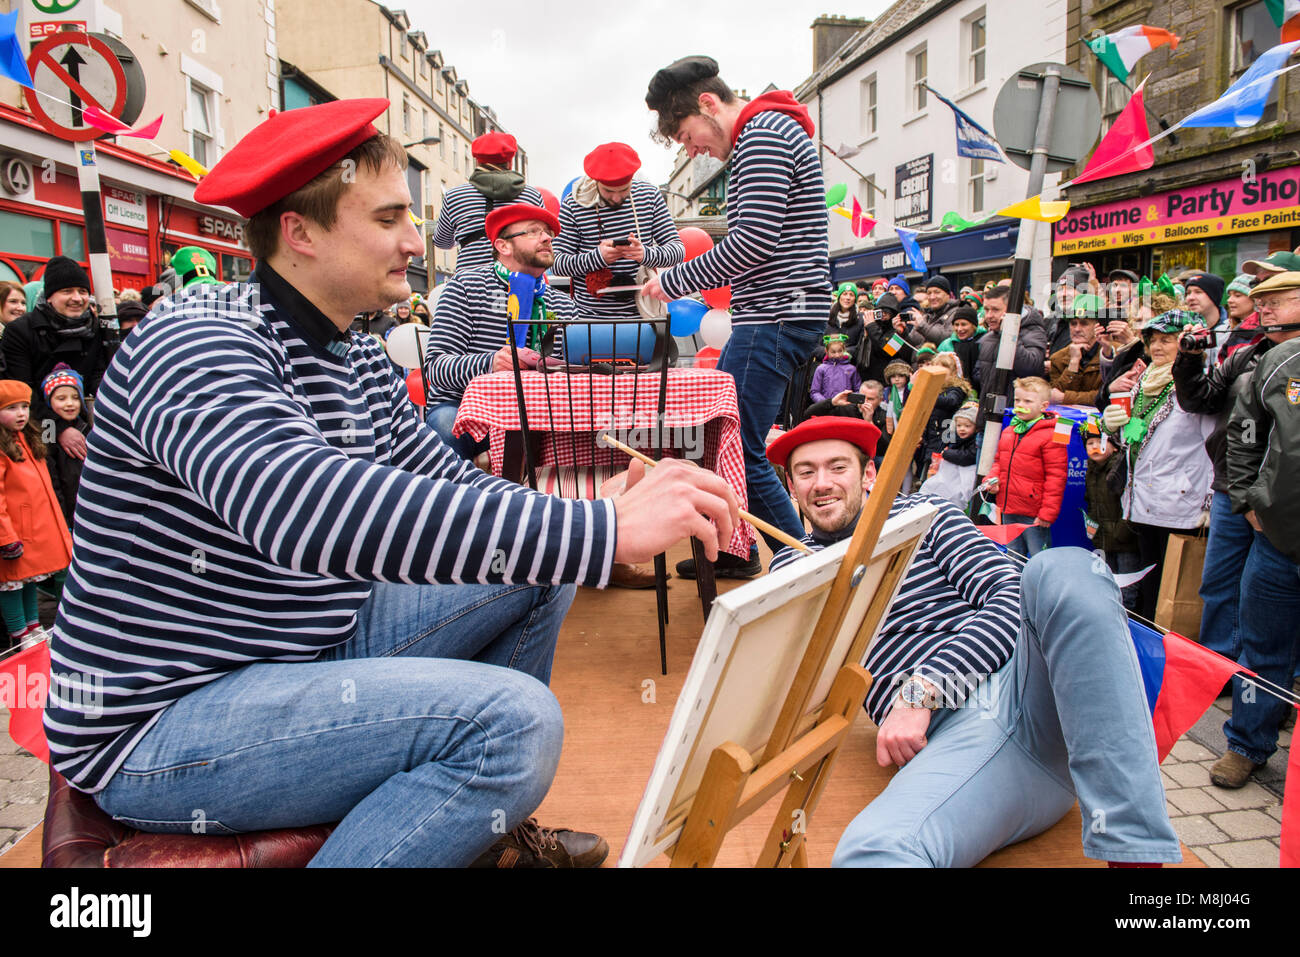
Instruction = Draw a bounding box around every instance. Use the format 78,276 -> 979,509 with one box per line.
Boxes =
552,143 -> 684,323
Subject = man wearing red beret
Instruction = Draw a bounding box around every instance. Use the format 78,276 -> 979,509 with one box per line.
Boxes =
44,99 -> 741,868
432,131 -> 544,275
552,143 -> 683,323
642,56 -> 831,580
765,417 -> 1180,868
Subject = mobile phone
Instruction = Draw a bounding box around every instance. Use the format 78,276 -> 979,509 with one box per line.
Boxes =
847,392 -> 866,405
611,238 -> 632,247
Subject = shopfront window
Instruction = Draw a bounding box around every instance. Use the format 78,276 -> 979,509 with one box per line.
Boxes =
1232,1 -> 1281,121
0,210 -> 55,260
220,254 -> 252,282
1151,241 -> 1208,278
59,222 -> 85,262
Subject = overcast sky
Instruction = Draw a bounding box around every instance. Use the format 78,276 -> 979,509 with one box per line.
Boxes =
404,0 -> 893,192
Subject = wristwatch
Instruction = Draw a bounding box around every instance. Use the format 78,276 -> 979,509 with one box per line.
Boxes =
898,676 -> 940,710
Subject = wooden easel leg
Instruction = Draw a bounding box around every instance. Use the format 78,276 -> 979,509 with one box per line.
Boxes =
670,741 -> 754,868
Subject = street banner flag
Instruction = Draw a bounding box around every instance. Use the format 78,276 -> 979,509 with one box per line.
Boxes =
1128,621 -> 1246,763
925,85 -> 1004,162
997,195 -> 1071,223
0,639 -> 50,764
1052,418 -> 1074,444
1266,0 -> 1300,42
894,226 -> 928,272
1086,25 -> 1180,84
850,196 -> 876,238
1073,80 -> 1155,185
0,11 -> 32,89
1182,40 -> 1300,128
882,333 -> 907,356
978,523 -> 1030,546
1283,729 -> 1300,866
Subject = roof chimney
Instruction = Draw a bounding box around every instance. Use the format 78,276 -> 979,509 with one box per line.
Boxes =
811,14 -> 869,72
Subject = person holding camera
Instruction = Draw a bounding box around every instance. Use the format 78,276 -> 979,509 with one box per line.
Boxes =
1182,272 -> 1229,366
1212,271 -> 1300,788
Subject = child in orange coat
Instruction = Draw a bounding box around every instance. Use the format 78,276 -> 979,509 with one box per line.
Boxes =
0,380 -> 73,648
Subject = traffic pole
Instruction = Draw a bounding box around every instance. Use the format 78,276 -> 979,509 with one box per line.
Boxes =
976,65 -> 1060,480
74,140 -> 119,347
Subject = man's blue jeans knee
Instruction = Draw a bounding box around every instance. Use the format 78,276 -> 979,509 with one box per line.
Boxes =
427,401 -> 488,461
718,319 -> 824,552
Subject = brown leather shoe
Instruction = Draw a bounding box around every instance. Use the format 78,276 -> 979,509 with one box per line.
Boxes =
470,818 -> 609,868
608,562 -> 660,589
1209,750 -> 1265,789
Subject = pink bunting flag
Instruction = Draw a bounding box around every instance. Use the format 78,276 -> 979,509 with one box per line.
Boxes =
83,105 -> 164,140
978,523 -> 1031,546
1072,80 -> 1154,185
850,196 -> 876,238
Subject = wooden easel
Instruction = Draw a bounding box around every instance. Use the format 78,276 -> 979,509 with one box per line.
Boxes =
666,367 -> 947,868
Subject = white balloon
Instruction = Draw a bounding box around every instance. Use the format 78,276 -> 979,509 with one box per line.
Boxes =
385,322 -> 431,370
700,308 -> 732,349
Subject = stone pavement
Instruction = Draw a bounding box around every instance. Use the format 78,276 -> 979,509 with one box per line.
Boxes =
1,693 -> 1291,865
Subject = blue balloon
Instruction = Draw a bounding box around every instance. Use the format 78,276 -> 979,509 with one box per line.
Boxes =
561,177 -> 580,203
667,298 -> 707,336
565,323 -> 657,365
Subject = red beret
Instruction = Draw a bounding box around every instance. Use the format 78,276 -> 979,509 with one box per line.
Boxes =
472,132 -> 517,165
194,99 -> 388,218
583,143 -> 640,186
766,416 -> 881,470
485,203 -> 561,243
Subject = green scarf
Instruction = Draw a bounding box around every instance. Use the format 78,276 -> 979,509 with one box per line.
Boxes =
1010,414 -> 1043,435
493,262 -> 550,350
1122,374 -> 1174,456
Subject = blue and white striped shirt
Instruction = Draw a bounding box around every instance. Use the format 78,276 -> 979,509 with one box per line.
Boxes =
425,264 -> 574,406
552,180 -> 684,320
433,181 -> 545,275
658,111 -> 831,324
45,265 -> 613,793
770,494 -> 1020,725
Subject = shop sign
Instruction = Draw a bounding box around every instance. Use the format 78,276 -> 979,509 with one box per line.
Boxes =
1054,165 -> 1300,255
103,185 -> 146,228
894,154 -> 933,228
105,225 -> 149,274
198,214 -> 246,246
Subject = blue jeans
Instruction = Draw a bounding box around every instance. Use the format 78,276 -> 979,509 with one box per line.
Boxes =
1003,513 -> 1052,560
427,400 -> 488,461
719,319 -> 824,553
93,580 -> 575,867
1197,491 -> 1253,662
1223,531 -> 1300,765
834,548 -> 1180,866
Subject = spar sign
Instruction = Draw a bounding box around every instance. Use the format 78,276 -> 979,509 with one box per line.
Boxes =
21,0 -> 102,46
1053,166 -> 1300,255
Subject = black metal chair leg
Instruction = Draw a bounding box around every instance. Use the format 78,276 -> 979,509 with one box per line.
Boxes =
654,552 -> 668,675
690,536 -> 717,619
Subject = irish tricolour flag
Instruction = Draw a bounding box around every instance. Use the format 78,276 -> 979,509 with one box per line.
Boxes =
1087,26 -> 1180,84
1267,0 -> 1300,42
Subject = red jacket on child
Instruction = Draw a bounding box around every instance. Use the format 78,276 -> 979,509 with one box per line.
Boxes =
0,433 -> 73,583
991,414 -> 1069,524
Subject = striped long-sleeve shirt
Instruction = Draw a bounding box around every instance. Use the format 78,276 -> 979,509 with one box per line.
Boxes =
551,180 -> 684,320
658,110 -> 831,324
770,494 -> 1020,725
432,181 -> 544,275
425,264 -> 574,406
45,265 -> 613,793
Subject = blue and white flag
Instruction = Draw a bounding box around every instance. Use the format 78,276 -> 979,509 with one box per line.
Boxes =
925,85 -> 1004,163
894,226 -> 928,273
1180,41 -> 1300,128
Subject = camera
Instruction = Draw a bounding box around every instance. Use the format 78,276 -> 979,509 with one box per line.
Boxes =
1178,327 -> 1217,353
846,392 -> 866,405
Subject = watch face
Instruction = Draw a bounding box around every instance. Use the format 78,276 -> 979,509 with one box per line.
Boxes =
901,680 -> 925,704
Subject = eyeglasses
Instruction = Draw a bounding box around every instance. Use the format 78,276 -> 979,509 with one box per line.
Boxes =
501,225 -> 554,241
1254,294 -> 1300,310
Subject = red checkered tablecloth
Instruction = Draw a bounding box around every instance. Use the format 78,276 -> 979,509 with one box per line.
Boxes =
455,368 -> 755,558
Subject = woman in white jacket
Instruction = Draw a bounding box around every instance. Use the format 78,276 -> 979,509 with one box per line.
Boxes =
1102,309 -> 1214,620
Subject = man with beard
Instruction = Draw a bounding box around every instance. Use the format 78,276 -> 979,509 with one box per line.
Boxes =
433,132 -> 544,275
641,55 -> 830,580
766,416 -> 1180,867
552,143 -> 683,322
1,256 -> 111,464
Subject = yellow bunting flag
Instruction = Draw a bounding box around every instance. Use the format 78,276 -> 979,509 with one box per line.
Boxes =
830,206 -> 853,220
996,195 -> 1071,223
169,149 -> 209,178
409,210 -> 425,227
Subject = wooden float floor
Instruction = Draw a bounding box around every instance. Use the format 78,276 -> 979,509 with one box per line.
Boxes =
1,540 -> 1201,868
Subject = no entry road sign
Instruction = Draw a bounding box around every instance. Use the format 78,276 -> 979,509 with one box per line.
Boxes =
24,30 -> 126,142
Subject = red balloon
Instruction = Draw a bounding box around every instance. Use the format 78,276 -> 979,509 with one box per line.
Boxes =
694,346 -> 721,369
701,286 -> 731,310
538,188 -> 560,218
678,226 -> 714,262
406,368 -> 426,406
